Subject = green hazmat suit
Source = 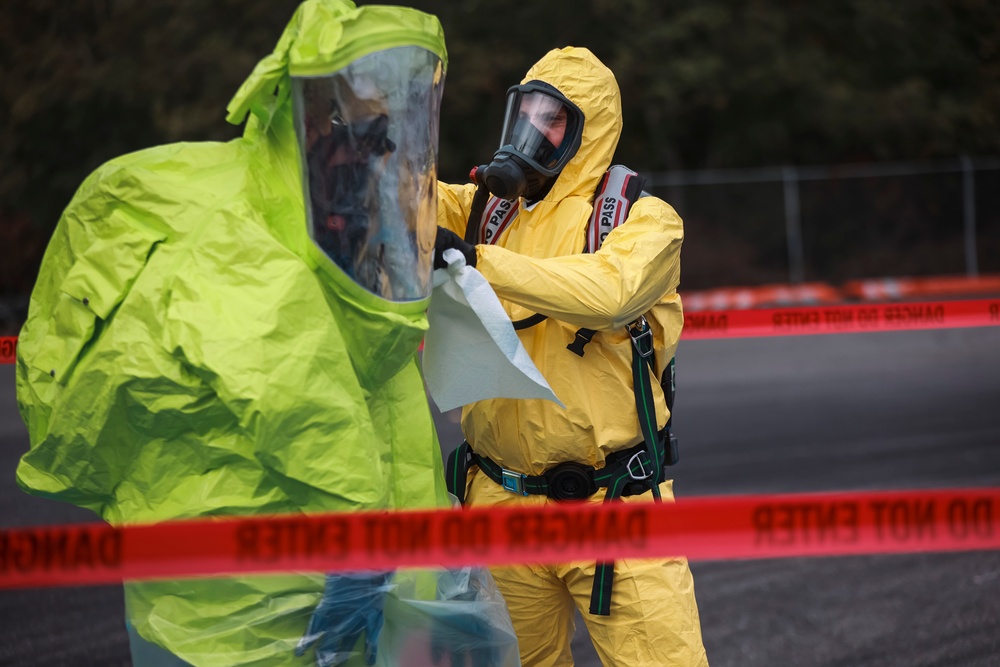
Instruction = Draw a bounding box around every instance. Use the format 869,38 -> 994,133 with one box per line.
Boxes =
14,2 -> 452,665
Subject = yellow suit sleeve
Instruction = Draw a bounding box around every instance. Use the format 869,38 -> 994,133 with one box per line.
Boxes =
437,181 -> 477,236
477,197 -> 683,331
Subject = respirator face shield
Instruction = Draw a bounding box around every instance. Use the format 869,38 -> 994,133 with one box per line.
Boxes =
293,46 -> 444,301
482,82 -> 583,201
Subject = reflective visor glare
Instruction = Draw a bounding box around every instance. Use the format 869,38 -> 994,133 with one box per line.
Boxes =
500,89 -> 576,173
293,47 -> 443,301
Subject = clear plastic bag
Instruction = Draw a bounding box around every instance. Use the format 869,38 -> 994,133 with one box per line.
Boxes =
127,565 -> 520,667
377,566 -> 521,667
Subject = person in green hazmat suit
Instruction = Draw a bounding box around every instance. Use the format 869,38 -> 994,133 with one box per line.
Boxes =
14,2 -> 519,666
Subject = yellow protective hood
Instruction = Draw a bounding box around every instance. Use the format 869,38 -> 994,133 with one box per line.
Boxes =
522,47 -> 622,203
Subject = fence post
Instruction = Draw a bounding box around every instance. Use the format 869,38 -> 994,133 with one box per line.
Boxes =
961,155 -> 979,277
782,166 -> 805,284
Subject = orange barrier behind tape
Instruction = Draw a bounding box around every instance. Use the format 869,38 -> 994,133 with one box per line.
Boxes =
843,274 -> 1000,301
683,282 -> 843,312
1,488 -> 996,590
683,298 -> 1000,339
681,274 -> 1000,312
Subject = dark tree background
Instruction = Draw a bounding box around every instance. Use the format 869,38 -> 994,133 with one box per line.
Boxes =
2,0 -> 999,330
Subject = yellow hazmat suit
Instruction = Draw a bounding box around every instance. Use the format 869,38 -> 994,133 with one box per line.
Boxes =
438,47 -> 710,666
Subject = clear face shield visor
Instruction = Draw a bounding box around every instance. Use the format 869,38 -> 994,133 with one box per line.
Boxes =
294,46 -> 444,301
497,83 -> 583,177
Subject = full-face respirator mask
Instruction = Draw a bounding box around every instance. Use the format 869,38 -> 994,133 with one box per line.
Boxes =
481,81 -> 583,202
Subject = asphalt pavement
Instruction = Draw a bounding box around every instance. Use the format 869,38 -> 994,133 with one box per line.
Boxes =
2,325 -> 999,666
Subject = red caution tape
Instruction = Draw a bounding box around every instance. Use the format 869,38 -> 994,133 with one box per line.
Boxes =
0,336 -> 15,365
2,299 -> 998,364
683,298 -> 1000,339
1,488 -> 996,590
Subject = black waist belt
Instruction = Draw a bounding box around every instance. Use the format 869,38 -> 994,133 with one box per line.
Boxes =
445,430 -> 677,617
446,437 -> 668,504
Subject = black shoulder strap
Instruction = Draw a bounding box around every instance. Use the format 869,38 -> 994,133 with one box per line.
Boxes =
512,313 -> 548,330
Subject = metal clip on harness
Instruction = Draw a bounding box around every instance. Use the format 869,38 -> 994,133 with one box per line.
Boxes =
628,315 -> 653,358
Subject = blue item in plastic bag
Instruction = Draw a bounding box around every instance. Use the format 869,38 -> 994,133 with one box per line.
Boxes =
296,572 -> 393,667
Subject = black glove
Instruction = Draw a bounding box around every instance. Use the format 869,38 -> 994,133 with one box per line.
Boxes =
434,227 -> 478,270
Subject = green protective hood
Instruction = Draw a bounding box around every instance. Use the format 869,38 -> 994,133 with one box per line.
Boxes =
225,0 -> 448,387
226,0 -> 447,126
14,2 -> 451,665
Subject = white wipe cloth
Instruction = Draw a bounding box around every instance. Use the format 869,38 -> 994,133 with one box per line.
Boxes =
423,248 -> 563,412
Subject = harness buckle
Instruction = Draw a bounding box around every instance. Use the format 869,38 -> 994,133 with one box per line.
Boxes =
566,328 -> 597,357
501,468 -> 529,496
626,450 -> 655,481
627,316 -> 653,358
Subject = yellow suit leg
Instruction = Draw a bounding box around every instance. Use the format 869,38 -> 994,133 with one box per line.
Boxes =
562,482 -> 709,666
562,555 -> 709,666
490,561 -> 577,667
467,472 -> 576,666
467,473 -> 710,666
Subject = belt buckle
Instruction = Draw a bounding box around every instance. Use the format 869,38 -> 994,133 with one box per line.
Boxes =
501,469 -> 528,496
627,316 -> 653,358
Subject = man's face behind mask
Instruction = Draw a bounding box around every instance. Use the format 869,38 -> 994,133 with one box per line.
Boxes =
511,93 -> 569,169
293,47 -> 444,302
482,82 -> 583,202
305,114 -> 393,270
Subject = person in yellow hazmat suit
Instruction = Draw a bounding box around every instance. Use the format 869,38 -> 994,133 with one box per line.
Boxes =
433,47 -> 711,666
15,2 -> 519,666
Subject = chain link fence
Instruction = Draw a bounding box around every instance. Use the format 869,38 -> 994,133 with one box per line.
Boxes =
4,157 -> 998,334
649,157 -> 1000,291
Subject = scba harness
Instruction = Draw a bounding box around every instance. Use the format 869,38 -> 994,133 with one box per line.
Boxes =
446,165 -> 680,615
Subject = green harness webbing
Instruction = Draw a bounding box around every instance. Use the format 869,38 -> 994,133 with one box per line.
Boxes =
590,316 -> 667,615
